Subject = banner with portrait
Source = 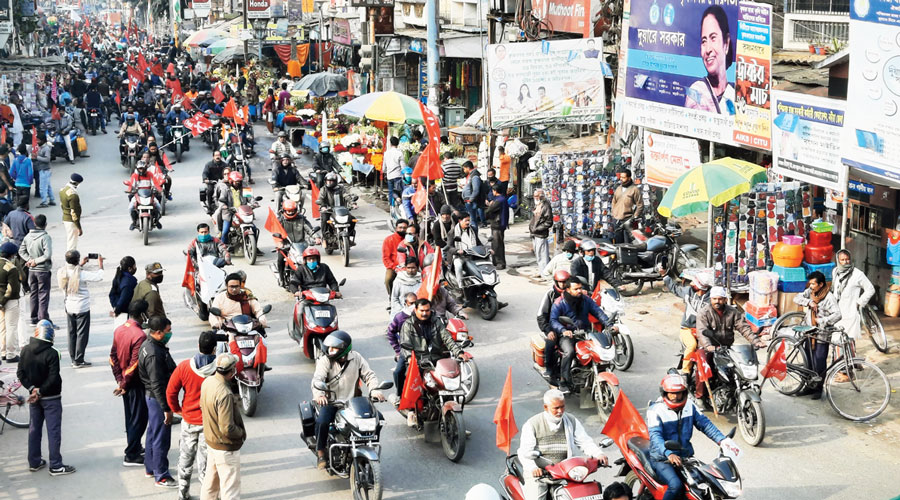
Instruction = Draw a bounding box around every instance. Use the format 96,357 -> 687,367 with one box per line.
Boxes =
487,38 -> 606,129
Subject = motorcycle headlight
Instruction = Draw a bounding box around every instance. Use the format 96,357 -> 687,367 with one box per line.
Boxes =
567,465 -> 589,482
720,477 -> 742,498
442,375 -> 461,391
482,272 -> 496,285
738,363 -> 758,380
356,417 -> 377,432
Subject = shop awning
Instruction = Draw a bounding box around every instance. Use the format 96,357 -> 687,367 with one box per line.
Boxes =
443,35 -> 484,58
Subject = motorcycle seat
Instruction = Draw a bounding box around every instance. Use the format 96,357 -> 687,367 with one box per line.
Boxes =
622,242 -> 647,252
627,436 -> 661,482
507,455 -> 525,483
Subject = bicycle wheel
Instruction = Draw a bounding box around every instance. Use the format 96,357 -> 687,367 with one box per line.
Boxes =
771,312 -> 806,336
767,335 -> 809,396
825,357 -> 890,422
862,306 -> 889,353
0,377 -> 29,429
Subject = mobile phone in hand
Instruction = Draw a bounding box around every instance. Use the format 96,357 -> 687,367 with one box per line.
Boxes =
87,253 -> 100,260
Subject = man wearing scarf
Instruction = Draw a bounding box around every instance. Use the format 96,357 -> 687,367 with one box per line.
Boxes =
831,249 -> 875,348
794,271 -> 842,398
209,273 -> 268,330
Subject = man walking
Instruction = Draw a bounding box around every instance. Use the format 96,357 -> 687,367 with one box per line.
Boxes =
0,242 -> 22,362
461,162 -> 483,230
57,250 -> 104,367
59,174 -> 83,251
110,300 -> 150,467
383,137 -> 404,207
167,331 -> 217,500
529,189 -> 553,273
35,137 -> 55,209
200,353 -> 246,500
17,320 -> 76,476
9,144 -> 33,209
132,263 -> 166,319
19,214 -> 52,325
484,183 -> 509,270
138,316 -> 178,488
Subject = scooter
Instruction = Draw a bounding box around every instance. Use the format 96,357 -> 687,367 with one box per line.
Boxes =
603,394 -> 744,500
182,254 -> 226,321
209,305 -> 272,417
530,316 -> 620,420
592,285 -> 635,371
500,447 -> 613,500
289,280 -> 346,360
299,380 -> 394,500
224,188 -> 262,265
445,244 -> 500,320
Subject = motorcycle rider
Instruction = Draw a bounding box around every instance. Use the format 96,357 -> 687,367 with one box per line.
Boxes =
187,223 -> 231,268
270,154 -> 305,209
431,204 -> 455,249
202,151 -> 228,215
569,239 -> 615,292
315,172 -> 356,245
386,293 -> 418,362
444,212 -> 482,289
549,278 -> 614,393
209,273 -> 269,330
273,200 -> 316,281
164,103 -> 190,150
215,171 -> 245,244
268,131 -> 296,167
85,85 -> 107,133
394,298 -> 463,401
536,270 -> 571,386
117,113 -> 145,162
313,140 -> 340,188
661,271 -> 711,376
517,389 -> 609,500
311,330 -> 384,469
647,374 -> 728,500
124,161 -> 162,231
291,247 -> 341,295
145,142 -> 172,201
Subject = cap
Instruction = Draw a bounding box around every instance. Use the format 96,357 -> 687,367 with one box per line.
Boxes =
145,262 -> 165,274
440,205 -> 453,216
215,352 -> 239,372
0,242 -> 18,255
710,286 -> 728,299
70,173 -> 84,183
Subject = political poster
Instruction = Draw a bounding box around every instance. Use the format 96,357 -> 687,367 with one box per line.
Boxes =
840,0 -> 900,183
643,130 -> 702,187
487,38 -> 606,129
771,91 -> 847,193
733,2 -> 771,150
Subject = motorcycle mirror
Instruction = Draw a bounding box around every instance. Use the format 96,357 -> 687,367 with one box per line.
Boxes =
397,246 -> 408,253
255,196 -> 263,201
726,427 -> 736,439
209,307 -> 223,317
312,379 -> 328,391
599,437 -> 614,448
664,440 -> 683,452
521,450 -> 542,460
262,304 -> 273,314
376,381 -> 393,390
339,278 -> 347,286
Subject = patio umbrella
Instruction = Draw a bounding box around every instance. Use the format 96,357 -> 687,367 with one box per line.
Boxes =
183,28 -> 230,47
296,73 -> 349,97
211,45 -> 247,65
338,91 -> 424,124
206,38 -> 240,55
657,157 -> 768,217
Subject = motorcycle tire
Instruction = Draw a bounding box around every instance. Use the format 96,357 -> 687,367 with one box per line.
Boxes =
613,333 -> 635,371
176,142 -> 183,162
460,359 -> 480,404
239,384 -> 258,417
593,377 -> 618,422
479,295 -> 498,321
245,234 -> 258,265
612,264 -> 643,297
128,155 -> 135,171
161,195 -> 167,216
342,235 -> 351,267
440,411 -> 466,463
674,247 -> 707,278
624,471 -> 653,500
350,456 -> 383,500
141,218 -> 149,246
738,398 -> 766,446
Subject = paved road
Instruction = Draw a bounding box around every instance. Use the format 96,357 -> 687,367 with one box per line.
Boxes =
0,127 -> 898,500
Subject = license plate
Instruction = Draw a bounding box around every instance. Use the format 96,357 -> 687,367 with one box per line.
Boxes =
314,310 -> 331,318
237,339 -> 255,348
439,390 -> 464,396
582,496 -> 603,500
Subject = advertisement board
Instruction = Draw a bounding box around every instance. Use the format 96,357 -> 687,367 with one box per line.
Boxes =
733,2 -> 771,149
643,131 -> 702,187
530,0 -> 592,37
771,91 -> 847,193
247,0 -> 271,19
192,0 -> 211,17
840,0 -> 900,183
487,38 -> 606,129
333,18 -> 352,45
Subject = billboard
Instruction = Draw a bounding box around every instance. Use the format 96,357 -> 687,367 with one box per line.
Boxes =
840,0 -> 900,183
530,0 -> 592,37
771,91 -> 848,194
247,0 -> 271,18
733,2 -> 771,149
622,0 -> 770,145
487,38 -> 606,129
643,131 -> 701,187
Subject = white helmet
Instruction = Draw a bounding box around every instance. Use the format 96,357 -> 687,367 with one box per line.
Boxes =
465,484 -> 502,500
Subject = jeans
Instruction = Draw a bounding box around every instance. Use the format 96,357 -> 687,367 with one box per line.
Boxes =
315,404 -> 339,453
28,271 -> 51,323
145,396 -> 173,481
393,356 -> 408,396
465,202 -> 483,230
807,339 -> 829,390
66,311 -> 90,364
38,169 -> 54,204
221,218 -> 232,244
545,334 -> 574,383
652,460 -> 684,500
491,228 -> 506,267
15,186 -> 30,210
123,384 -> 148,461
387,178 -> 401,207
533,236 -> 549,272
29,398 -> 64,469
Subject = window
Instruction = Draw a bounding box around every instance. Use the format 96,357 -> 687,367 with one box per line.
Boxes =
850,204 -> 882,236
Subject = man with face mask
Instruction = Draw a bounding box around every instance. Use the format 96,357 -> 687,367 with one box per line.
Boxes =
390,257 -> 422,317
291,247 -> 340,295
137,315 -> 178,488
315,172 -> 356,248
187,223 -> 230,269
132,262 -> 166,319
314,141 -> 340,188
518,389 -> 609,500
210,274 -> 270,330
569,239 -> 615,292
201,152 -> 228,215
611,168 -> 643,243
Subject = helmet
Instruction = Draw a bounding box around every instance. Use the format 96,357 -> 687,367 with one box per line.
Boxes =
228,171 -> 244,184
323,330 -> 352,361
580,239 -> 597,252
325,172 -> 338,188
553,269 -> 571,285
282,199 -> 298,219
465,484 -> 502,500
126,113 -> 135,123
135,161 -> 148,172
277,131 -> 287,138
34,319 -> 56,343
302,247 -> 320,260
173,103 -> 182,110
659,373 -> 688,411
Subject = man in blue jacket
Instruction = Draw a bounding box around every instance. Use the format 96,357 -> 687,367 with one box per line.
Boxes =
549,278 -> 612,393
648,374 -> 727,500
9,144 -> 34,209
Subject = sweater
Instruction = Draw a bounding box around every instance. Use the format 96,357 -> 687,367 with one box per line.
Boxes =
0,256 -> 21,305
390,272 -> 422,317
18,228 -> 51,272
166,354 -> 217,426
17,338 -> 62,399
381,232 -> 405,270
109,319 -> 146,390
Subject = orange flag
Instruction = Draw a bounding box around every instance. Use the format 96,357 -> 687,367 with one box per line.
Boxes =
417,248 -> 442,300
760,340 -> 787,380
600,391 -> 650,453
398,352 -> 424,411
493,367 -> 518,454
411,184 -> 427,214
264,207 -> 287,237
212,85 -> 225,104
222,98 -> 238,120
309,180 -> 321,218
181,254 -> 196,294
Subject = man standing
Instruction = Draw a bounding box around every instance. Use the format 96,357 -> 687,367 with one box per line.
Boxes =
496,146 -> 511,195
4,198 -> 35,246
460,162 -> 483,229
383,137 -> 404,207
9,144 -> 33,209
19,214 -> 52,324
484,183 -> 509,270
0,242 -> 22,362
110,300 -> 150,467
57,250 -> 104,367
381,219 -> 408,309
528,189 -> 553,273
59,174 -> 83,251
611,168 -> 643,243
138,315 -> 178,488
35,137 -> 55,209
17,320 -> 77,476
440,152 -> 463,209
167,331 -> 217,500
200,353 -> 246,500
132,263 -> 166,319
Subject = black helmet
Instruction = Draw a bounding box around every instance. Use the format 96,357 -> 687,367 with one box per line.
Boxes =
325,172 -> 338,189
323,330 -> 352,361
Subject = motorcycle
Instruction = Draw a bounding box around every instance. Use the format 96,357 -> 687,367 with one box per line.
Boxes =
182,254 -> 226,321
224,188 -> 262,265
225,130 -> 249,179
441,317 -> 479,404
597,221 -> 705,297
87,107 -> 101,135
204,113 -> 222,150
209,305 -> 272,417
675,343 -> 766,446
445,244 -> 500,320
269,225 -> 320,291
530,315 -> 620,420
47,125 -> 80,162
289,280 -> 346,359
168,123 -> 189,161
122,133 -> 142,170
321,205 -> 358,267
299,380 -> 394,500
134,187 -> 160,246
500,446 -> 614,500
591,285 -> 635,371
238,123 -> 255,157
199,180 -> 217,216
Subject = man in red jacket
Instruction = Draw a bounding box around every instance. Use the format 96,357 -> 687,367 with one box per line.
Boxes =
382,219 -> 409,309
109,300 -> 149,467
166,331 -> 217,500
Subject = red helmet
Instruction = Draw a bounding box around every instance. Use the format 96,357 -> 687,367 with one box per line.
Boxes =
302,247 -> 320,260
659,373 -> 688,411
553,270 -> 571,291
228,171 -> 244,184
282,199 -> 298,219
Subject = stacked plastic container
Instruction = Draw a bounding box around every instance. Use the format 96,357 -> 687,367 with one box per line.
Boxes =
770,235 -> 807,292
747,270 -> 779,330
885,229 -> 900,317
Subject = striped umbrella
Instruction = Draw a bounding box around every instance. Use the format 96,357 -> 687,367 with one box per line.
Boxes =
206,38 -> 240,55
183,28 -> 230,48
657,158 -> 768,217
337,91 -> 424,124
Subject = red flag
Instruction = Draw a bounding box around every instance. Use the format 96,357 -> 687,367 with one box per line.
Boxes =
417,249 -> 442,300
114,90 -> 121,107
398,353 -> 424,411
600,391 -> 650,454
411,184 -> 427,214
264,207 -> 288,237
212,85 -> 225,104
222,98 -> 238,120
170,80 -> 192,110
760,340 -> 787,381
493,367 -> 518,454
126,66 -> 141,93
51,104 -> 61,121
81,32 -> 91,51
161,153 -> 173,171
151,63 -> 164,78
184,113 -> 212,137
137,53 -> 149,75
411,101 -> 444,180
235,105 -> 248,126
1,126 -> 6,146
692,351 -> 713,384
309,180 -> 321,218
31,127 -> 38,155
182,252 -> 196,294
166,62 -> 176,76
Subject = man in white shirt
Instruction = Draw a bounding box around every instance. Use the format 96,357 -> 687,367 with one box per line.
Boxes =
57,250 -> 104,367
517,389 -> 608,500
9,103 -> 24,149
383,136 -> 404,207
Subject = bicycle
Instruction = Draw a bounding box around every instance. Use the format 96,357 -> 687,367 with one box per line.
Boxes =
0,367 -> 29,432
772,304 -> 889,353
765,323 -> 891,422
